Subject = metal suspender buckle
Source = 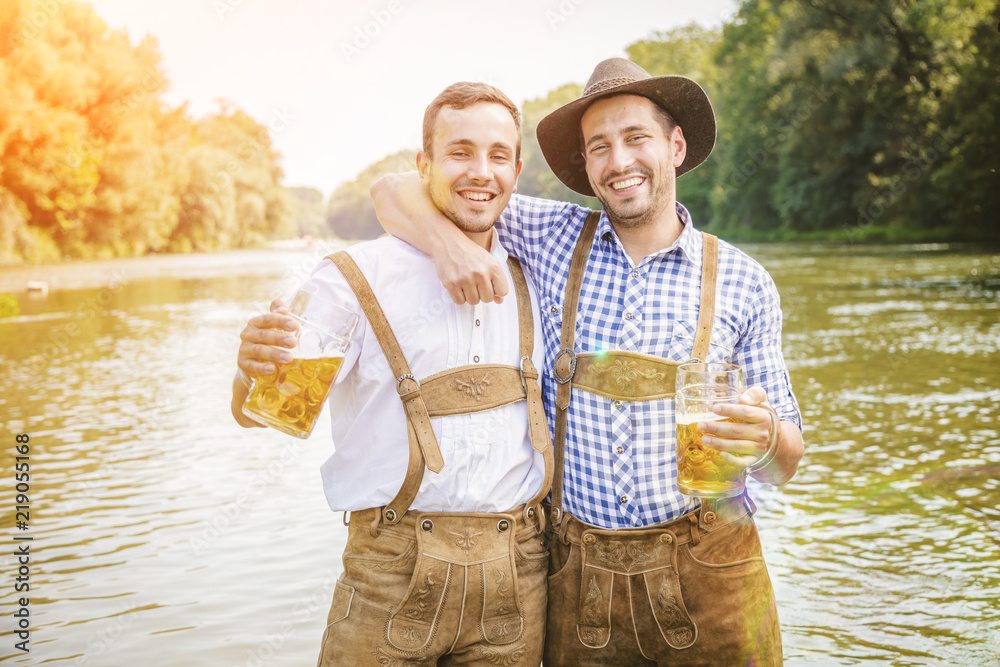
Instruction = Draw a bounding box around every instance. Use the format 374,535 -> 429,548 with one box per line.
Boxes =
519,355 -> 535,392
553,348 -> 577,384
396,373 -> 418,395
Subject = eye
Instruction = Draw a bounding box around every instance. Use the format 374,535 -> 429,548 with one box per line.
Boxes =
588,143 -> 609,155
627,134 -> 649,143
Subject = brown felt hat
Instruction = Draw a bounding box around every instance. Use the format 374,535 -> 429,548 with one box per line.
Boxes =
536,58 -> 716,197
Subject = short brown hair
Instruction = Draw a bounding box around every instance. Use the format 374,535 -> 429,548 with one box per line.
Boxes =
422,82 -> 522,161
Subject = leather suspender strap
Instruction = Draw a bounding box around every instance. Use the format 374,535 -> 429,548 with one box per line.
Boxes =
550,223 -> 718,524
551,211 -> 601,522
328,251 -> 445,525
330,251 -> 552,530
508,257 -> 554,520
691,233 -> 718,362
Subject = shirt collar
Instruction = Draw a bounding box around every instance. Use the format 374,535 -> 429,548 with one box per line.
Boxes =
598,201 -> 701,265
487,227 -> 508,263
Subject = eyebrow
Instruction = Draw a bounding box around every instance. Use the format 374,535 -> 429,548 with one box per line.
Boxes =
443,139 -> 513,154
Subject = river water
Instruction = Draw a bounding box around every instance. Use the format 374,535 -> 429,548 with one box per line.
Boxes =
1,241 -> 998,666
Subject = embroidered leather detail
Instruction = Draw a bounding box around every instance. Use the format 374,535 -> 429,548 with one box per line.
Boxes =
489,619 -> 517,641
452,373 -> 492,401
580,627 -> 605,646
450,529 -> 483,554
593,540 -> 659,572
372,646 -> 422,666
393,624 -> 423,646
591,359 -> 665,387
656,575 -> 695,646
656,576 -> 686,627
580,576 -> 604,626
494,568 -> 512,616
404,572 -> 436,621
476,642 -> 528,665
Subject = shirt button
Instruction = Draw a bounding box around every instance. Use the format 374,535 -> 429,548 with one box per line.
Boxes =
632,270 -> 639,278
624,312 -> 633,320
550,306 -> 558,313
613,400 -> 622,409
620,495 -> 628,504
616,446 -> 624,454
473,355 -> 480,363
475,319 -> 481,327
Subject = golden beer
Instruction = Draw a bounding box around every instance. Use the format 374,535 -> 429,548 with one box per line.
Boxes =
243,356 -> 344,438
676,412 -> 746,498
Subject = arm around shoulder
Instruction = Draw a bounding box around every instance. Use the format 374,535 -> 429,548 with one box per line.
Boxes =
370,171 -> 509,305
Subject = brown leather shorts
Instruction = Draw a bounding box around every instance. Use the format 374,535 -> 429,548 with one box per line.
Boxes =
544,494 -> 782,666
317,507 -> 549,666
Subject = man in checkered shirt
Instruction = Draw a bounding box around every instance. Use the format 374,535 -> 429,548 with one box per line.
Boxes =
374,59 -> 803,666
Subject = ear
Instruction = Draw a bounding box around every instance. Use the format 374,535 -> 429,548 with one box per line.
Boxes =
416,151 -> 431,185
512,159 -> 523,192
671,125 -> 687,169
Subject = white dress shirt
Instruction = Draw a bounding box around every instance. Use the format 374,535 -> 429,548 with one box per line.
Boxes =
297,231 -> 545,513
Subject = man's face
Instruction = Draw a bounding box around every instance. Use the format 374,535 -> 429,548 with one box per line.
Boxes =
417,102 -> 522,238
580,94 -> 686,229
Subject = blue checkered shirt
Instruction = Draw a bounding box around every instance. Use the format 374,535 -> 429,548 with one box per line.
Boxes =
496,195 -> 802,529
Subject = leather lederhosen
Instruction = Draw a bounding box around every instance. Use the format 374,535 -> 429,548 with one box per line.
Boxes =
315,251 -> 553,665
544,213 -> 781,666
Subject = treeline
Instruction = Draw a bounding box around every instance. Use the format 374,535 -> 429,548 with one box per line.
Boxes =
0,0 -> 293,263
3,1 -> 995,263
329,0 -> 999,243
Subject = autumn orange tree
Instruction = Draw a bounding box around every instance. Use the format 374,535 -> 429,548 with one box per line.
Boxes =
0,0 -> 291,263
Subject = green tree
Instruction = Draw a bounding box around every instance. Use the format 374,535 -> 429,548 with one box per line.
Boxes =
628,24 -> 723,227
518,83 -> 597,208
327,150 -> 415,240
286,186 -> 329,238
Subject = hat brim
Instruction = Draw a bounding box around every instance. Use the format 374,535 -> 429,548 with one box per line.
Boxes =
536,76 -> 716,197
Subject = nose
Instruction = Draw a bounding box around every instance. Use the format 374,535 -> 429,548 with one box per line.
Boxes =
467,153 -> 491,182
607,141 -> 635,173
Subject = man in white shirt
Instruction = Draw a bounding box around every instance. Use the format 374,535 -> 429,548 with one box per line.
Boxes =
231,83 -> 552,666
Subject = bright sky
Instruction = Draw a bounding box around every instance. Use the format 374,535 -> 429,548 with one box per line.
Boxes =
91,0 -> 738,195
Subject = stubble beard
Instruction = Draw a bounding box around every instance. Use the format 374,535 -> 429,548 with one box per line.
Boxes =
595,166 -> 676,231
430,183 -> 499,235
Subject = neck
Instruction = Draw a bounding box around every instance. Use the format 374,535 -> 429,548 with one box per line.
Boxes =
611,200 -> 683,264
463,228 -> 494,251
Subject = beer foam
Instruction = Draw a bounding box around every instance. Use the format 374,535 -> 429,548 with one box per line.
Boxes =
677,412 -> 729,426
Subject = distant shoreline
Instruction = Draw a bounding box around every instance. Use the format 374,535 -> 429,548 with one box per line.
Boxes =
0,240 -> 353,294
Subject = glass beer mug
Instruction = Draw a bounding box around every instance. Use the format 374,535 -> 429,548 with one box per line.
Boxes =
675,362 -> 747,498
242,288 -> 358,438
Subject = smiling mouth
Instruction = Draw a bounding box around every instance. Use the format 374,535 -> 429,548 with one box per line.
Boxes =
460,191 -> 497,202
609,176 -> 646,191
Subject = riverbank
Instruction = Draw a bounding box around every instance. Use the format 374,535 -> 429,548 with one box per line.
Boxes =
0,240 -> 352,294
